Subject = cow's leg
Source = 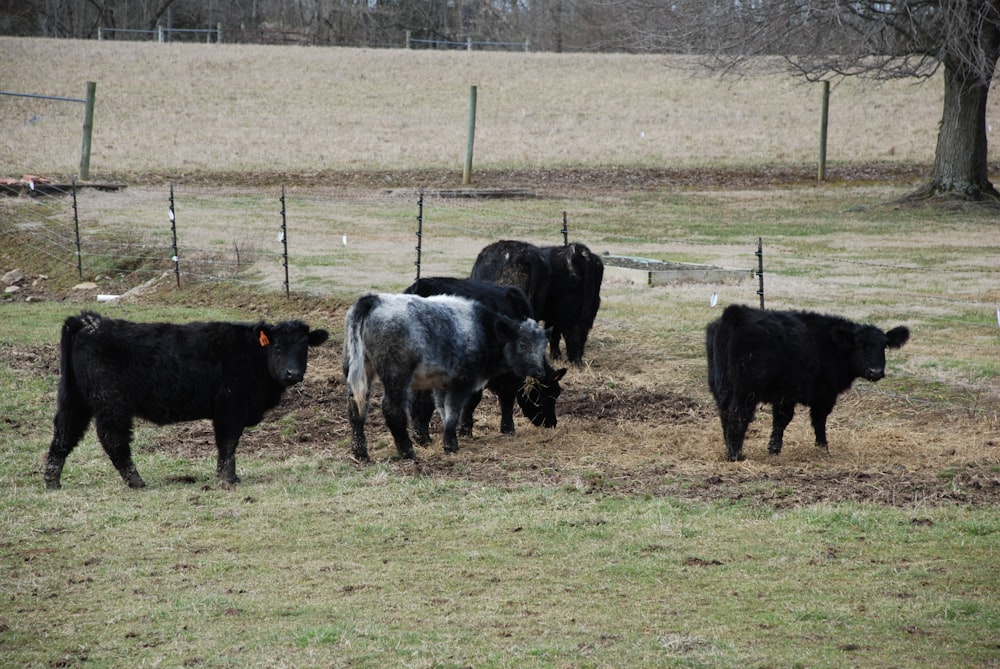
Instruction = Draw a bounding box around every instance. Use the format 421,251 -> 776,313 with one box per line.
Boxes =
565,328 -> 585,364
768,401 -> 795,455
494,385 -> 517,435
410,390 -> 435,445
548,326 -> 563,360
44,404 -> 93,489
347,385 -> 372,463
459,389 -> 485,437
715,405 -> 730,446
382,384 -> 415,460
440,390 -> 472,453
809,402 -> 834,451
723,396 -> 756,462
93,415 -> 146,489
212,418 -> 243,484
488,375 -> 519,434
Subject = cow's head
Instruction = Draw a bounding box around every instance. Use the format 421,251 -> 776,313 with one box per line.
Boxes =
846,323 -> 910,382
496,317 -> 549,380
256,320 -> 330,386
517,365 -> 568,427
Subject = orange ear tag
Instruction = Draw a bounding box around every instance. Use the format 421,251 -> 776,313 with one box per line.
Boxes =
259,331 -> 270,347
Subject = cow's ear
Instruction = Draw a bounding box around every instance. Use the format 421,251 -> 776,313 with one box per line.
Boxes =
494,317 -> 519,341
886,326 -> 909,349
552,367 -> 568,382
308,329 -> 330,347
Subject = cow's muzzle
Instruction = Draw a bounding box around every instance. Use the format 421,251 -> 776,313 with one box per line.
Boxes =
865,367 -> 885,382
282,369 -> 305,385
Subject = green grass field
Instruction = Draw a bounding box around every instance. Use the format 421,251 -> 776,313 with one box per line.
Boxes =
2,37 -> 999,669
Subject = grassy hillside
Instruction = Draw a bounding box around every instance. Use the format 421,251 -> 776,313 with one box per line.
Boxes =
0,37 -> 960,180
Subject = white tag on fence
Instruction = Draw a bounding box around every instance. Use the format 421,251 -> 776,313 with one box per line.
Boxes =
277,230 -> 285,243
710,292 -> 718,307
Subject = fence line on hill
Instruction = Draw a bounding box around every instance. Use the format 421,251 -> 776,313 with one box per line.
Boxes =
1,184 -> 996,417
3,183 -> 995,308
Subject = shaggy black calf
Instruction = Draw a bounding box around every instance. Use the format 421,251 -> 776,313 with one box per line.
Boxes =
44,311 -> 329,488
404,276 -> 567,439
542,242 -> 604,362
470,240 -> 551,320
342,292 -> 550,461
471,239 -> 603,363
706,304 -> 909,461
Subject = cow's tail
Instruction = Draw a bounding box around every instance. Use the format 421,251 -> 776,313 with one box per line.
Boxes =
705,318 -> 729,406
55,312 -> 96,410
580,245 -> 604,329
342,295 -> 378,413
46,312 -> 97,488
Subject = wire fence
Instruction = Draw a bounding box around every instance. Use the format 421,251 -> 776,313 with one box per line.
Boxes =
2,183 -> 997,416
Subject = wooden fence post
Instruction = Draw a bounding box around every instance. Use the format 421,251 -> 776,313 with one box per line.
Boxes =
818,80 -> 830,182
463,85 -> 478,185
79,81 -> 96,180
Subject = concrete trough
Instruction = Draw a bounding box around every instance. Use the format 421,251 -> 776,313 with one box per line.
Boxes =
602,255 -> 751,286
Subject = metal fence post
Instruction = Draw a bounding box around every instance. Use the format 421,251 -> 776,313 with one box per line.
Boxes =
414,190 -> 424,280
72,179 -> 83,278
169,185 -> 180,287
756,237 -> 765,309
280,186 -> 290,298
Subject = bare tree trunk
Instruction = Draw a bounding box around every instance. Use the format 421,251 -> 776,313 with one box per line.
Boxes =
911,63 -> 999,200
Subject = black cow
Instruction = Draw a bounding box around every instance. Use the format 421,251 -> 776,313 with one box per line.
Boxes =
44,311 -> 329,488
470,239 -> 603,363
542,242 -> 604,362
404,276 -> 567,439
342,292 -> 549,461
470,240 -> 551,321
705,304 -> 909,461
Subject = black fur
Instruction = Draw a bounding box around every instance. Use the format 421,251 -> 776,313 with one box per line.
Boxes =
471,239 -> 603,363
706,304 -> 909,461
44,311 -> 328,488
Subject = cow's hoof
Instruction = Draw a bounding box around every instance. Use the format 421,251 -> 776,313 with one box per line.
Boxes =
350,451 -> 372,464
726,453 -> 746,462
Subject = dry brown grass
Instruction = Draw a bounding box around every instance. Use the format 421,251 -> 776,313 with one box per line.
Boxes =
0,37 -> 967,179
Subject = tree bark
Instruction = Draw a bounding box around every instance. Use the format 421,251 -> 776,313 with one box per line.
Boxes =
911,62 -> 1000,200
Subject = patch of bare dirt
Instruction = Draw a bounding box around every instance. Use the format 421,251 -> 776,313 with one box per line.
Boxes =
7,166 -> 999,508
129,163 -> 933,194
16,337 -> 994,509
